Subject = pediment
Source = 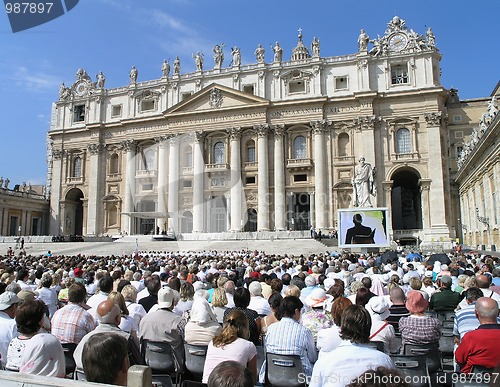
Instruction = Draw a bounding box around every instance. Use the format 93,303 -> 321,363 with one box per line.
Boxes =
165,83 -> 270,116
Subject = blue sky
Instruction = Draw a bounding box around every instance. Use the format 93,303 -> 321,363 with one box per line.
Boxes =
0,0 -> 498,186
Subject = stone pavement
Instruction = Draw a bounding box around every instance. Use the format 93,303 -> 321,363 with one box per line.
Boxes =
0,237 -> 336,257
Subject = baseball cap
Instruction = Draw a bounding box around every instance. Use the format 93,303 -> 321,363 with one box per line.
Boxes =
0,291 -> 21,311
158,287 -> 175,309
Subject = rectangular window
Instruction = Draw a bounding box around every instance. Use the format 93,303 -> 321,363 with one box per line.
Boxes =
183,180 -> 192,188
294,174 -> 307,182
453,115 -> 462,123
335,76 -> 348,90
391,64 -> 409,85
455,131 -> 463,139
289,80 -> 306,94
181,92 -> 192,101
245,176 -> 256,185
111,105 -> 122,117
247,147 -> 256,163
141,100 -> 155,112
142,184 -> 153,191
73,105 -> 85,122
243,85 -> 255,95
456,146 -> 463,159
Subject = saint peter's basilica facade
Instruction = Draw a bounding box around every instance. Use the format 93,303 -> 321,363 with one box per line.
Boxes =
47,16 -> 497,250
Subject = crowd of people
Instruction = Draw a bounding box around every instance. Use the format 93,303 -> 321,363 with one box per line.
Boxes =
0,246 -> 499,386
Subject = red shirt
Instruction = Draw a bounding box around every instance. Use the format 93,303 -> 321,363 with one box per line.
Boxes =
455,324 -> 500,373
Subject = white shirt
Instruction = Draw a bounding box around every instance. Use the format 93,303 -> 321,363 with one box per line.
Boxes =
248,296 -> 271,316
37,287 -> 58,318
0,311 -> 18,367
310,341 -> 394,387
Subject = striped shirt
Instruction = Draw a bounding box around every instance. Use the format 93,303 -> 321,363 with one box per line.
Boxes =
51,303 -> 96,344
454,303 -> 500,340
263,317 -> 317,377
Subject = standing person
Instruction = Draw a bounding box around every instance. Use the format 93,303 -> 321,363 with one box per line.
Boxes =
202,310 -> 257,384
310,305 -> 394,387
352,157 -> 376,207
455,297 -> 500,373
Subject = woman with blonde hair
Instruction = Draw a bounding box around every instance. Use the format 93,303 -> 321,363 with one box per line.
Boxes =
202,310 -> 257,384
211,287 -> 228,323
121,285 -> 146,334
108,291 -> 138,344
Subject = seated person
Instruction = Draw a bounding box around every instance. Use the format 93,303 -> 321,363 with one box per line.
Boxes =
185,296 -> 221,346
82,333 -> 129,386
207,360 -> 254,387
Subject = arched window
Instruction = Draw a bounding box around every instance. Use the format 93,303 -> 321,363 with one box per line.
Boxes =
214,142 -> 225,164
338,133 -> 350,157
73,156 -> 82,178
293,136 -> 307,159
109,153 -> 119,174
142,148 -> 155,170
246,140 -> 256,163
184,146 -> 193,167
396,128 -> 411,154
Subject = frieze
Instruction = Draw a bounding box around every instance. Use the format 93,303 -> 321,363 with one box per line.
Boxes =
91,124 -> 169,139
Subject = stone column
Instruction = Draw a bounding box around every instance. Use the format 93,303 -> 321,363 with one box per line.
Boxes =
255,124 -> 270,231
2,207 -> 9,235
424,112 -> 449,237
311,120 -> 329,230
155,137 -> 168,233
123,140 -> 136,234
168,136 -> 179,232
86,143 -> 103,236
225,193 -> 231,232
382,181 -> 393,237
310,192 -> 316,228
205,195 -> 212,233
287,192 -> 294,230
229,127 -> 242,232
49,149 -> 64,235
419,179 -> 432,235
193,132 -> 205,233
274,125 -> 286,230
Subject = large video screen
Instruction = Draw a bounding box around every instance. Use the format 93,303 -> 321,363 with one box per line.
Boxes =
338,207 -> 390,248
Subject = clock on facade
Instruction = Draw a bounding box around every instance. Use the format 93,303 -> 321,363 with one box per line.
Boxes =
75,81 -> 87,96
388,33 -> 408,52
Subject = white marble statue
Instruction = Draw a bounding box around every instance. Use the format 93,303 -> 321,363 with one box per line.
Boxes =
272,41 -> 283,62
311,36 -> 320,57
358,29 -> 369,52
231,46 -> 241,67
161,59 -> 170,78
213,44 -> 224,69
194,51 -> 204,71
352,157 -> 376,207
426,27 -> 435,48
96,71 -> 106,88
254,44 -> 265,63
173,56 -> 181,75
129,66 -> 138,83
488,96 -> 498,118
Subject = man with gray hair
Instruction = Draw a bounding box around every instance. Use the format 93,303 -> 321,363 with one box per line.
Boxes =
74,299 -> 141,373
455,297 -> 500,373
248,281 -> 271,316
224,280 -> 236,308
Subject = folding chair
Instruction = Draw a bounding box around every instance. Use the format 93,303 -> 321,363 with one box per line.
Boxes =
265,353 -> 305,387
404,343 -> 442,373
61,342 -> 77,376
184,343 -> 208,381
366,340 -> 385,352
141,339 -> 181,387
390,354 -> 430,387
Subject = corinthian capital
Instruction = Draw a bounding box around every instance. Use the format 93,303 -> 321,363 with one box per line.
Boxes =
310,119 -> 331,134
194,130 -> 205,143
273,124 -> 285,138
121,140 -> 136,152
424,112 -> 442,126
227,126 -> 241,141
353,115 -> 376,132
254,124 -> 271,137
87,143 -> 104,155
